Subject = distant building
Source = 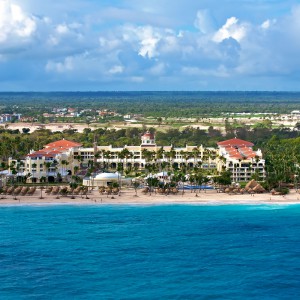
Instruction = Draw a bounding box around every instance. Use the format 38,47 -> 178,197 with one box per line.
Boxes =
291,110 -> 300,115
68,108 -> 76,113
75,131 -> 218,172
217,138 -> 265,182
0,114 -> 21,123
8,139 -> 82,183
19,116 -> 37,122
291,110 -> 300,120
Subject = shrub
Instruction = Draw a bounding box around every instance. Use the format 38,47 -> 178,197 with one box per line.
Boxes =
276,187 -> 289,195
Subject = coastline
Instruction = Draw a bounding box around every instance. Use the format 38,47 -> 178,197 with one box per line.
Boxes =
1,188 -> 300,206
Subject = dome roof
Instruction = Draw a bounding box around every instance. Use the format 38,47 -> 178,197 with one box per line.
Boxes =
95,173 -> 119,180
142,131 -> 155,139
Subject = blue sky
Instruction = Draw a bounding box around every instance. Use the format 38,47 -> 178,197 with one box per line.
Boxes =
1,0 -> 300,91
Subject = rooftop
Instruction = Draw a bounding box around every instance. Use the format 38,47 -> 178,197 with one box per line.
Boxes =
28,139 -> 82,158
45,139 -> 82,149
142,131 -> 155,139
217,138 -> 254,148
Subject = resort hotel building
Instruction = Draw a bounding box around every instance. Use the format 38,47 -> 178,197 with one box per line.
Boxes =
8,132 -> 266,183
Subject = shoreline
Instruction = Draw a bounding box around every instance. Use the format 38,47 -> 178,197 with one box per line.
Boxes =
1,189 -> 300,207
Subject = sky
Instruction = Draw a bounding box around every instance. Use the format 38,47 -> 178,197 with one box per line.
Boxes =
1,0 -> 300,91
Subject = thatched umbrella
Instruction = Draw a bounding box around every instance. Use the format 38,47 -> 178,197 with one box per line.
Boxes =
21,186 -> 29,196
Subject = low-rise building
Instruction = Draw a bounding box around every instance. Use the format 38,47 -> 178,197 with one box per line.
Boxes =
7,133 -> 265,183
75,131 -> 218,172
217,138 -> 265,182
0,114 -> 21,123
9,139 -> 82,183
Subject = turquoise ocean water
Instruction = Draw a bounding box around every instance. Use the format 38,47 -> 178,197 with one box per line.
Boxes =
1,204 -> 300,299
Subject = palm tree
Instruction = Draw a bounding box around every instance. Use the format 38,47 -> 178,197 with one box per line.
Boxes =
60,159 -> 67,176
192,147 -> 200,167
39,186 -> 45,199
103,150 -> 112,170
183,152 -> 192,171
117,151 -> 125,172
44,161 -> 52,182
120,148 -> 131,170
74,165 -> 79,176
31,162 -> 37,175
169,147 -> 176,171
142,149 -> 155,167
133,181 -> 140,196
179,150 -> 185,168
156,147 -> 165,171
92,151 -> 100,171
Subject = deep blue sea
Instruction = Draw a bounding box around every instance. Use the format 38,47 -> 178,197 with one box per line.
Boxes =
1,204 -> 300,299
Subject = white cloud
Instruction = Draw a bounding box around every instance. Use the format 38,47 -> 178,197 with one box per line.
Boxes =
261,19 -> 276,30
0,0 -> 36,42
130,76 -> 144,82
261,19 -> 271,30
149,62 -> 166,75
46,20 -> 84,48
99,37 -> 121,51
194,10 -> 215,34
109,65 -> 124,74
2,0 -> 300,90
47,35 -> 59,46
56,24 -> 69,34
132,25 -> 161,58
182,65 -> 230,78
46,56 -> 74,73
119,24 -> 183,60
213,17 -> 246,43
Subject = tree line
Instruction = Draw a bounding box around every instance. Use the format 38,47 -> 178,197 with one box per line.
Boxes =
1,91 -> 300,118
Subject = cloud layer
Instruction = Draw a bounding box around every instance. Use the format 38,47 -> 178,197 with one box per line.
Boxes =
1,0 -> 300,90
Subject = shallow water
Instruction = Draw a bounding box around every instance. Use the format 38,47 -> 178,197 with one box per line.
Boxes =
1,204 -> 300,299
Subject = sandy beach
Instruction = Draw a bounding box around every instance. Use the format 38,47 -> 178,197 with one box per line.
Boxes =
1,188 -> 300,206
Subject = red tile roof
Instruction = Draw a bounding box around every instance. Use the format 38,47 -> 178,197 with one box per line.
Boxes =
231,154 -> 244,160
27,148 -> 64,157
27,139 -> 81,158
217,138 -> 254,147
221,142 -> 259,160
45,139 -> 82,149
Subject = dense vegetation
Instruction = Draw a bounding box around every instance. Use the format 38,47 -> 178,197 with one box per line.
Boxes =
0,125 -> 295,158
1,92 -> 300,189
1,125 -> 300,185
1,91 -> 300,118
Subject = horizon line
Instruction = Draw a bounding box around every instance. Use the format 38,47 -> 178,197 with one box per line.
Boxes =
0,90 -> 300,93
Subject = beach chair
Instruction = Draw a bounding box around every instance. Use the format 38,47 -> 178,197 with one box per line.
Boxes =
7,187 -> 15,195
172,188 -> 179,194
73,187 -> 82,195
81,187 -> 89,198
98,187 -> 105,195
20,187 -> 29,196
0,187 -> 7,198
60,187 -> 68,195
14,187 -> 22,196
142,187 -> 149,194
45,187 -> 53,194
27,187 -> 36,195
52,186 -> 60,195
1,186 -> 8,195
112,188 -> 119,195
